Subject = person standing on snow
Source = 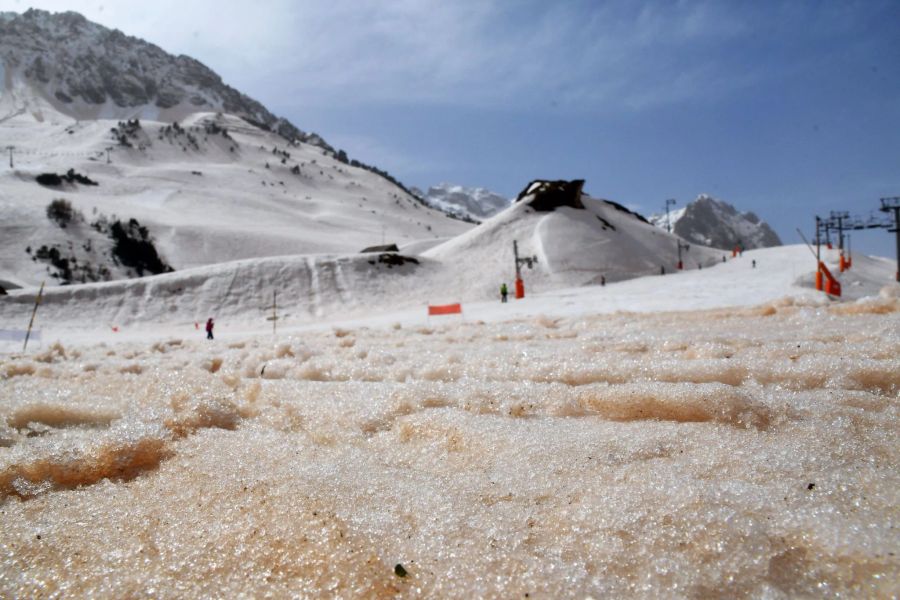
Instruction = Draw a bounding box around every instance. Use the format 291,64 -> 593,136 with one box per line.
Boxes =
206,318 -> 215,340
500,283 -> 508,303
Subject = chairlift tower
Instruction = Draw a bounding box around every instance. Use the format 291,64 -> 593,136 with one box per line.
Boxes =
830,210 -> 850,271
676,239 -> 690,270
829,211 -> 850,251
664,199 -> 677,233
880,197 -> 900,282
512,240 -> 538,299
808,205 -> 894,280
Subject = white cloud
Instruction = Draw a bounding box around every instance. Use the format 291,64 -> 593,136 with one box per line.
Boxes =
275,0 -> 763,111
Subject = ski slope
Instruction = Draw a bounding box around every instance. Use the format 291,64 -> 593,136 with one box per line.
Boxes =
0,238 -> 895,348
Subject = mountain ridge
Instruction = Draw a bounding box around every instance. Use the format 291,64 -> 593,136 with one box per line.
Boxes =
412,183 -> 511,223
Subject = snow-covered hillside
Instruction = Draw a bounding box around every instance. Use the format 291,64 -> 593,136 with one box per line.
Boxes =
650,194 -> 782,250
412,183 -> 511,222
0,111 -> 472,289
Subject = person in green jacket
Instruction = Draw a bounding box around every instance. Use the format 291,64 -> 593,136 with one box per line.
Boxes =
500,283 -> 508,303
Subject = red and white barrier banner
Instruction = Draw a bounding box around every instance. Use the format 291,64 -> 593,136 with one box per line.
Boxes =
428,303 -> 462,316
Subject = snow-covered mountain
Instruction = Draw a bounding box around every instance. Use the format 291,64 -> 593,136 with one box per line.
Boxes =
0,9 -> 328,147
0,10 -> 473,290
423,180 -> 726,297
412,183 -> 511,222
650,195 -> 782,250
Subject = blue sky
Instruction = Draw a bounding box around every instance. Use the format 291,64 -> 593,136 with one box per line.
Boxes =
8,0 -> 900,256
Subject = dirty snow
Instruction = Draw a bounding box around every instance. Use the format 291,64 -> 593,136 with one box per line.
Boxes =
1,246 -> 899,598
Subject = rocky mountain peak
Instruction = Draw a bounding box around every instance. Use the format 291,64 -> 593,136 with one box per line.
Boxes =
0,9 -> 329,149
650,195 -> 782,250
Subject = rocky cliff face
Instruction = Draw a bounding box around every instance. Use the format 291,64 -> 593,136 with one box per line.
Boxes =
651,195 -> 782,250
0,9 -> 329,148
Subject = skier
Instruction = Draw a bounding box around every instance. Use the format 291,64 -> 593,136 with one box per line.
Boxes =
752,259 -> 757,269
205,318 -> 215,340
500,283 -> 508,303
600,275 -> 606,287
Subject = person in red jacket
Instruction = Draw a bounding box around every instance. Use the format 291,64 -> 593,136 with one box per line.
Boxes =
205,318 -> 214,340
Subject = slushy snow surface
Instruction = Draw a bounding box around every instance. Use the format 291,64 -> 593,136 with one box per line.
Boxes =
1,247 -> 899,597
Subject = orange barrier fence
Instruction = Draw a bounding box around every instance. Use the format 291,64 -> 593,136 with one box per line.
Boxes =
428,303 -> 462,316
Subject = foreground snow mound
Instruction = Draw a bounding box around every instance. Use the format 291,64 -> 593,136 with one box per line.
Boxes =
0,252 -> 434,332
1,302 -> 897,597
651,194 -> 782,250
